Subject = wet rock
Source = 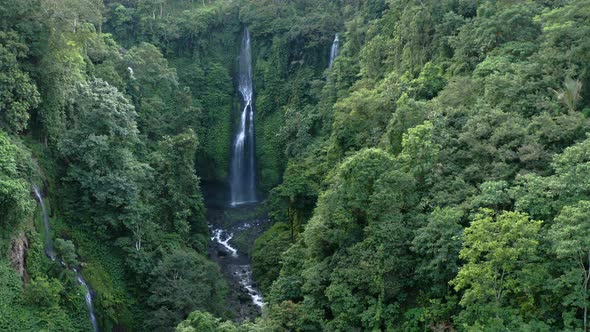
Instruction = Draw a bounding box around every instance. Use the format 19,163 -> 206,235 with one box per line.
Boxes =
9,232 -> 29,281
238,292 -> 251,303
207,206 -> 270,322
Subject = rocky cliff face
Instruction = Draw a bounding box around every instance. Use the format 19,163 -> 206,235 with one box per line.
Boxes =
10,233 -> 29,282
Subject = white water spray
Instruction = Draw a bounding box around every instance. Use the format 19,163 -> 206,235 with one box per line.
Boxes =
211,229 -> 238,257
127,66 -> 135,80
236,265 -> 264,307
329,33 -> 340,68
33,186 -> 55,261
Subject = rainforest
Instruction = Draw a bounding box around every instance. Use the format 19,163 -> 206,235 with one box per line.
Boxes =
1,0 -> 590,331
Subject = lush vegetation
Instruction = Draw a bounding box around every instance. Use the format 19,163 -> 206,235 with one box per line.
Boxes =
1,0 -> 590,331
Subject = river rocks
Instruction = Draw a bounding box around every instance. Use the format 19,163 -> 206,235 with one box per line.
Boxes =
207,205 -> 269,322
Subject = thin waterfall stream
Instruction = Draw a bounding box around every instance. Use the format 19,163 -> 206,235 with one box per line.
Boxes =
209,27 -> 266,320
32,185 -> 99,332
329,33 -> 339,68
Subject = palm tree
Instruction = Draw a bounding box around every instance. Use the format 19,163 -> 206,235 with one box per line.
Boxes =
553,77 -> 582,112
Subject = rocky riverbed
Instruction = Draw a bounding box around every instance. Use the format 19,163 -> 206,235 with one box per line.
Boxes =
207,205 -> 269,321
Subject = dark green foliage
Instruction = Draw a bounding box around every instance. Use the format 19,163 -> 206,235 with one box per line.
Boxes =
263,149 -> 421,330
192,61 -> 233,181
2,0 -> 590,331
0,131 -> 34,228
54,238 -> 79,267
146,250 -> 227,332
412,207 -> 463,298
0,31 -> 40,133
150,130 -> 206,246
252,222 -> 292,293
23,277 -> 63,307
58,78 -> 147,235
246,0 -> 590,330
176,310 -> 237,332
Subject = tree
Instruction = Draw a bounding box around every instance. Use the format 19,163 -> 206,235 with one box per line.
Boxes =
0,130 -> 33,226
400,121 -> 440,187
0,31 -> 40,133
450,2 -> 541,74
58,78 -> 149,235
538,0 -> 590,107
54,239 -> 79,268
452,209 -> 544,327
288,149 -> 420,330
253,222 -> 292,293
150,130 -> 206,248
124,42 -> 179,140
549,201 -> 590,331
552,77 -> 582,113
412,207 -> 463,298
176,311 -> 237,332
146,250 -> 226,331
55,239 -> 80,267
23,277 -> 64,308
331,88 -> 392,157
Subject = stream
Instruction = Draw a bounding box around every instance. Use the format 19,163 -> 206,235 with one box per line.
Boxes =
208,205 -> 268,320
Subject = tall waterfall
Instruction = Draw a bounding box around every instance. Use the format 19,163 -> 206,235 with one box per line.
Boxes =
32,185 -> 99,332
209,27 -> 265,317
329,33 -> 340,68
230,28 -> 257,206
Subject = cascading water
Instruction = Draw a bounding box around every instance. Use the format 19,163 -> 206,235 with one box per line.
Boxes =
74,268 -> 99,332
33,186 -> 55,261
211,229 -> 237,257
329,33 -> 340,68
230,28 -> 257,206
209,218 -> 265,311
209,28 -> 265,317
32,185 -> 99,332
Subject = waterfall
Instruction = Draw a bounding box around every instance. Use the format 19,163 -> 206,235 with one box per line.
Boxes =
74,268 -> 99,332
329,33 -> 340,68
33,186 -> 55,261
32,185 -> 99,332
209,27 -> 265,314
127,66 -> 135,80
230,28 -> 257,206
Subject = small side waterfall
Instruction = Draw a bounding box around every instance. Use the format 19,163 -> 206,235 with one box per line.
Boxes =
329,33 -> 340,68
33,186 -> 55,260
32,185 -> 99,332
74,268 -> 99,332
230,28 -> 257,206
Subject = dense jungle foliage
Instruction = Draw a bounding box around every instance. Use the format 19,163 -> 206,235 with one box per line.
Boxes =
1,0 -> 590,331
